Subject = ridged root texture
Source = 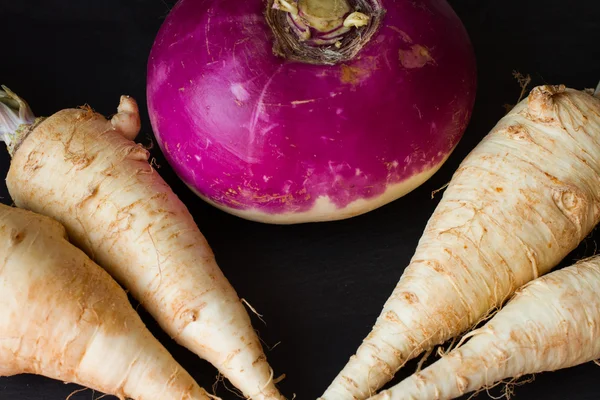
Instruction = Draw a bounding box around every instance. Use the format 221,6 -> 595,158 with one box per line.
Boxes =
320,85 -> 600,400
5,98 -> 284,400
0,205 -> 209,400
373,258 -> 600,400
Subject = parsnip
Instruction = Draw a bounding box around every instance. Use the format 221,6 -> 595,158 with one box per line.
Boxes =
0,87 -> 284,400
0,204 -> 210,400
370,255 -> 600,400
321,85 -> 600,400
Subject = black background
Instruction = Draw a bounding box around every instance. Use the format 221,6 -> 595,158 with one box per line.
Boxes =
1,1 -> 599,399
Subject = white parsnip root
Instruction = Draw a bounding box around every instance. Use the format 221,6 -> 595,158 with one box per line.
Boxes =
0,204 -> 210,400
370,255 -> 600,400
0,87 -> 284,400
321,85 -> 600,400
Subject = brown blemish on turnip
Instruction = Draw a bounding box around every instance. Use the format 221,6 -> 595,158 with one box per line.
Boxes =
399,45 -> 434,69
340,57 -> 379,86
340,64 -> 365,86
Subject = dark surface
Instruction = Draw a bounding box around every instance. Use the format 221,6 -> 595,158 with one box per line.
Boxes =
0,1 -> 599,399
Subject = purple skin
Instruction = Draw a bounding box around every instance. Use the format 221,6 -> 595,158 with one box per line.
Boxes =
147,0 -> 476,222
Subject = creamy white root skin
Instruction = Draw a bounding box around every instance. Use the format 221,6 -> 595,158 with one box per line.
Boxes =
6,98 -> 284,400
0,205 -> 209,400
371,257 -> 600,400
192,150 -> 453,224
321,86 -> 600,400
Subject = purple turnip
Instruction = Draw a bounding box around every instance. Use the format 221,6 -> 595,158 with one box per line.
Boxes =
147,0 -> 477,223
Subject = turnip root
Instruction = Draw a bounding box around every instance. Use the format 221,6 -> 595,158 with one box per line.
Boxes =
321,85 -> 600,400
146,0 -> 477,224
369,255 -> 600,400
0,86 -> 284,400
0,204 -> 210,400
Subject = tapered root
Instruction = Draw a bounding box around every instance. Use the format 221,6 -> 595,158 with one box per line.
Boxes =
322,85 -> 600,400
111,95 -> 141,140
368,258 -> 600,400
6,98 -> 285,400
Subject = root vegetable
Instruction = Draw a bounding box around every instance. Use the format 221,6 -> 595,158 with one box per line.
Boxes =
0,86 -> 284,400
146,0 -> 476,224
320,85 -> 600,400
0,204 -> 210,400
370,255 -> 600,400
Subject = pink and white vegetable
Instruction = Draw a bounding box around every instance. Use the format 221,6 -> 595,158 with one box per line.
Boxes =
370,255 -> 600,400
0,204 -> 210,400
0,87 -> 284,400
320,85 -> 600,400
146,0 -> 477,224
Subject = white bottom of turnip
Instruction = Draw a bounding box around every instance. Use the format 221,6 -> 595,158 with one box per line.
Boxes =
188,150 -> 454,224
